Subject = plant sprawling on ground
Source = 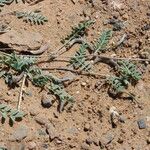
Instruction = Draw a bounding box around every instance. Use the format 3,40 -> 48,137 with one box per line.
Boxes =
0,0 -> 144,125
0,104 -> 24,125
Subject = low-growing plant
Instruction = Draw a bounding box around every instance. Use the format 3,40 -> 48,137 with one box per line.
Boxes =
0,0 -> 13,7
2,53 -> 35,72
118,60 -> 142,82
61,20 -> 94,43
0,53 -> 74,111
15,11 -> 48,25
70,43 -> 92,72
0,104 -> 25,125
108,60 -> 142,95
94,29 -> 112,53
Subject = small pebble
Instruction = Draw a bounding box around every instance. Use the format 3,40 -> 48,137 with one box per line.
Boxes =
28,142 -> 36,150
119,116 -> 126,123
7,91 -> 11,96
9,125 -> 28,141
81,143 -> 90,150
35,116 -> 48,125
46,123 -> 57,141
117,137 -> 123,144
147,138 -> 150,144
30,109 -> 39,116
86,138 -> 93,145
137,119 -> 146,129
84,123 -> 91,132
99,132 -> 115,145
81,82 -> 86,87
41,95 -> 52,108
54,138 -> 62,144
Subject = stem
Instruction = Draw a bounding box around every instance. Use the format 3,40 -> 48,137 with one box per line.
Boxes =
17,74 -> 27,111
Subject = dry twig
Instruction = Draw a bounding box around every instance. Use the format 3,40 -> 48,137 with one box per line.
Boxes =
17,73 -> 27,111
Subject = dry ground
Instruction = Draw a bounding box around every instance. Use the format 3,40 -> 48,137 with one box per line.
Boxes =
0,0 -> 150,150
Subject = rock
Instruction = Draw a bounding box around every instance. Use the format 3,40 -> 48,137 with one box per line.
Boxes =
25,91 -> 33,97
99,132 -> 115,146
81,82 -> 86,87
71,0 -> 78,4
46,123 -> 58,141
54,138 -> 62,144
83,7 -> 92,17
7,91 -> 11,96
81,143 -> 90,150
41,94 -> 52,108
84,123 -> 91,132
37,129 -> 47,136
122,13 -> 129,20
117,137 -> 124,144
53,112 -> 59,118
85,138 -> 93,145
28,142 -> 36,150
35,116 -> 48,125
67,127 -> 78,135
9,125 -> 28,141
7,143 -> 25,150
137,119 -> 146,129
42,143 -> 49,149
0,29 -> 43,52
92,138 -> 99,146
30,109 -> 39,116
119,115 -> 126,123
147,138 -> 150,144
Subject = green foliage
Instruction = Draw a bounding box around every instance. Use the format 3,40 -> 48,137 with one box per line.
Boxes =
0,104 -> 24,124
3,72 -> 13,85
0,0 -> 13,7
28,67 -> 60,87
9,109 -> 24,123
3,53 -> 35,72
49,82 -> 74,103
15,11 -> 48,25
32,75 -> 49,87
0,146 -> 7,150
94,30 -> 112,53
108,76 -> 128,94
62,20 -> 94,43
70,43 -> 91,72
118,60 -> 142,81
108,61 -> 142,95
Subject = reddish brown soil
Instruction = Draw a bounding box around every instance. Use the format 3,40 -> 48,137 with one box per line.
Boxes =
0,0 -> 150,150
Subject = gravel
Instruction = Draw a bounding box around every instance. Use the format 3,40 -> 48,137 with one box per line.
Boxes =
41,98 -> 52,108
9,125 -> 28,141
137,119 -> 146,129
46,123 -> 58,141
35,116 -> 49,125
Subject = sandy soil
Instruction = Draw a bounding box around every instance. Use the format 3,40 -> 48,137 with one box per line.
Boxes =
0,0 -> 150,150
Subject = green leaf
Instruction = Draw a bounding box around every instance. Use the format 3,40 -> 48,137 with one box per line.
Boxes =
49,82 -> 74,103
70,43 -> 92,72
118,60 -> 142,82
9,115 -> 15,123
108,76 -> 126,94
15,11 -> 48,25
0,70 -> 6,78
94,30 -> 112,53
0,0 -> 13,7
0,104 -> 7,109
1,112 -> 7,120
63,20 -> 94,41
4,53 -> 35,72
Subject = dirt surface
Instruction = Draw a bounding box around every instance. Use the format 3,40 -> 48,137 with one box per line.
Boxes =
0,0 -> 150,150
